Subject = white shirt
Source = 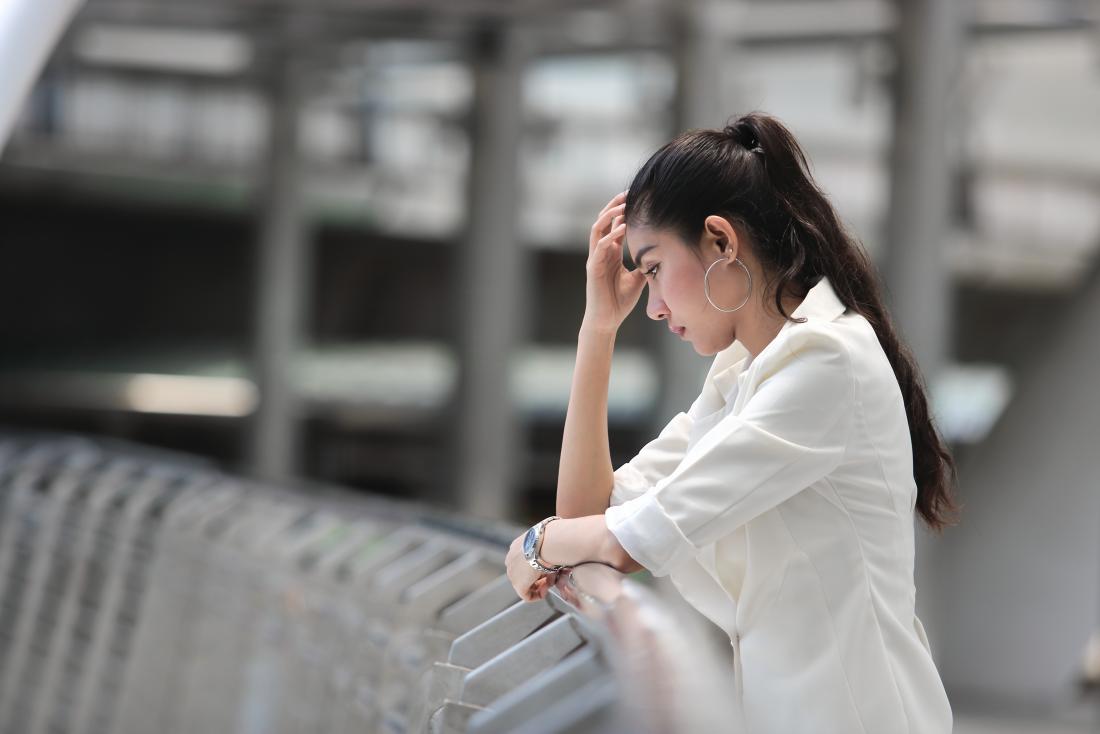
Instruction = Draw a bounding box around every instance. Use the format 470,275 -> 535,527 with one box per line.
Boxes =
604,275 -> 952,734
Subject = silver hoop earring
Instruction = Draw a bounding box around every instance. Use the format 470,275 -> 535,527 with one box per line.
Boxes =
704,257 -> 752,313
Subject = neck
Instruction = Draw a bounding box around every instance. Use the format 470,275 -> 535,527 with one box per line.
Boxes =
733,290 -> 803,358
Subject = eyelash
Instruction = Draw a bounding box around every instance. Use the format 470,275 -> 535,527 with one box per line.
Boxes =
644,264 -> 659,277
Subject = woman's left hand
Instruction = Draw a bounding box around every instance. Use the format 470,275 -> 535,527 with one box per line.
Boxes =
506,534 -> 558,602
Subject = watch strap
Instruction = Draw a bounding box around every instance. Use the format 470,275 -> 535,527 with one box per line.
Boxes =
526,515 -> 566,573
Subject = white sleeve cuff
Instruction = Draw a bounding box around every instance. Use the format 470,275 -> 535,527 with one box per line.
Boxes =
604,490 -> 698,577
608,462 -> 651,507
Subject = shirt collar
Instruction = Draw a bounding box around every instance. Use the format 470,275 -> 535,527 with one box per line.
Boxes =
707,275 -> 847,399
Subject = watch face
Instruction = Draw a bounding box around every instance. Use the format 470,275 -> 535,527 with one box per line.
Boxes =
523,527 -> 537,558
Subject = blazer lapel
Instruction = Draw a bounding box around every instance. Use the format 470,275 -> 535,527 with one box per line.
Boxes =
699,274 -> 848,412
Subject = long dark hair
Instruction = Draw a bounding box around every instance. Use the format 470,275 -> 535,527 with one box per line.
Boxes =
624,110 -> 960,533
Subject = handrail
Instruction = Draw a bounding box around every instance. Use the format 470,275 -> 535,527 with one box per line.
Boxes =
0,431 -> 738,734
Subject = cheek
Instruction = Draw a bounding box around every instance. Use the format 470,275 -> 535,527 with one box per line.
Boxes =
660,269 -> 695,301
665,270 -> 703,312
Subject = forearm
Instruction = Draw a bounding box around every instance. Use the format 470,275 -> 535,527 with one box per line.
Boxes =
555,321 -> 617,519
538,514 -> 631,572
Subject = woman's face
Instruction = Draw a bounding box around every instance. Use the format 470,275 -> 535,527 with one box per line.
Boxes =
625,219 -> 746,356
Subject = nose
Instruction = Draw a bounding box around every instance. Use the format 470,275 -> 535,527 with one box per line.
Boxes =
646,291 -> 669,322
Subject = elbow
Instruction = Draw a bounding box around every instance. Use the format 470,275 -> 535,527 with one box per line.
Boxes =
602,526 -> 645,574
618,551 -> 646,575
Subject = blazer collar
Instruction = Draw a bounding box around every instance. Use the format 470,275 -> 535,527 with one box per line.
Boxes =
785,273 -> 847,324
706,275 -> 847,399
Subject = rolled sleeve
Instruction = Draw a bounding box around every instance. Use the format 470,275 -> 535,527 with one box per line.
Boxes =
605,326 -> 856,577
606,490 -> 697,576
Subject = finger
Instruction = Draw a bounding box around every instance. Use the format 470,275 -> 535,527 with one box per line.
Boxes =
603,202 -> 626,225
600,220 -> 627,240
598,190 -> 627,217
597,222 -> 628,251
592,202 -> 626,238
597,226 -> 628,259
591,212 -> 624,256
590,204 -> 626,255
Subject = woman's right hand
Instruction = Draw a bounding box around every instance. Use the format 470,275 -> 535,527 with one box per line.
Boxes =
583,191 -> 647,334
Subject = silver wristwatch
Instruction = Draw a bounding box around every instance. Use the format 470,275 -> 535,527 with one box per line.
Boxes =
522,515 -> 566,574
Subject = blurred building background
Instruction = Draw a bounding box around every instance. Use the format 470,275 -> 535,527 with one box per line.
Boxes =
1,0 -> 1099,730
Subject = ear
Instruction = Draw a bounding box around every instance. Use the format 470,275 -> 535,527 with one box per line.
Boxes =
703,215 -> 739,261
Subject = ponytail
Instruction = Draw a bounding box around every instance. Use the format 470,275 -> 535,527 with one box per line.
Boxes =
625,110 -> 961,532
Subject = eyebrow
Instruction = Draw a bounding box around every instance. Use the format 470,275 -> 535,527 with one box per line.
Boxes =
631,243 -> 659,270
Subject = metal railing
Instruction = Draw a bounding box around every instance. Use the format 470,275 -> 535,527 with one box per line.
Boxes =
0,430 -> 738,734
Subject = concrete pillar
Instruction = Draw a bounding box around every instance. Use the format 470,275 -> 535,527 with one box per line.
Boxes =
935,260 -> 1100,709
882,0 -> 968,662
883,0 -> 967,377
248,43 -> 310,482
450,22 -> 533,520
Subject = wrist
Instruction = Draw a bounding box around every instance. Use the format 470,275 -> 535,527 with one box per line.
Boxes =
538,517 -> 568,568
579,317 -> 618,340
539,515 -> 622,570
525,516 -> 566,573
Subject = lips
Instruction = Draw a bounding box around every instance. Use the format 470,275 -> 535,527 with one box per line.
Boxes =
670,325 -> 686,336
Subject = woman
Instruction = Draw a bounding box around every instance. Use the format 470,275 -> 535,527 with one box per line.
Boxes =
505,111 -> 960,733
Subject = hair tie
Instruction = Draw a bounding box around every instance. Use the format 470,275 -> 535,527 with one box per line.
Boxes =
724,122 -> 762,154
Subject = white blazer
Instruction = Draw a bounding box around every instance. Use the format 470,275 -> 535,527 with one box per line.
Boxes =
604,275 -> 952,734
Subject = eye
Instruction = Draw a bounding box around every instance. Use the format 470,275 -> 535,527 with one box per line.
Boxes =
644,264 -> 659,278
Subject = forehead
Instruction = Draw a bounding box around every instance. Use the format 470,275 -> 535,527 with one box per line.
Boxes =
625,225 -> 666,267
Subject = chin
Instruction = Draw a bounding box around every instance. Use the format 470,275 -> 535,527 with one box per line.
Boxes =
691,341 -> 719,357
693,336 -> 734,357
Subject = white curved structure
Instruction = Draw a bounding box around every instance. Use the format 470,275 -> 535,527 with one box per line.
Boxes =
0,0 -> 83,151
